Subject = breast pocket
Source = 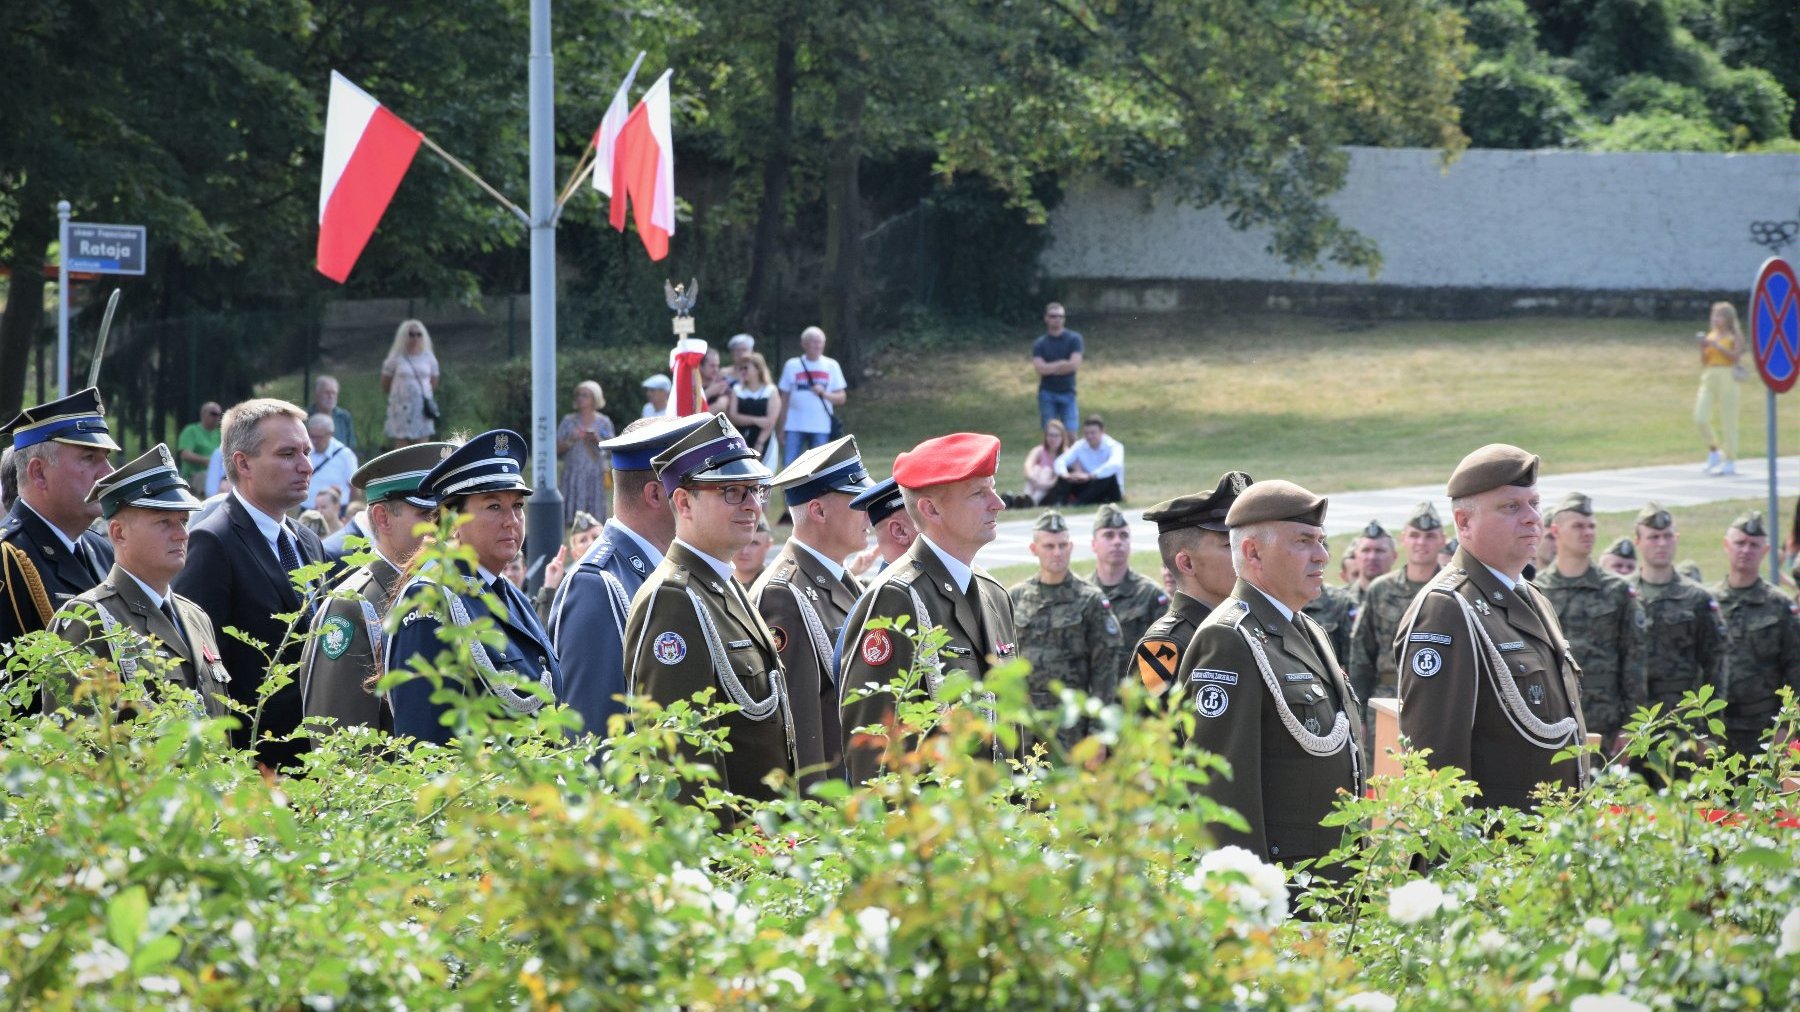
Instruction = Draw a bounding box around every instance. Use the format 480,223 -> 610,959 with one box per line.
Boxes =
1747,612 -> 1784,664
1501,650 -> 1555,710
1280,679 -> 1335,733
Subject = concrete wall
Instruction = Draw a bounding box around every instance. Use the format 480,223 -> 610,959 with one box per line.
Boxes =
1043,147 -> 1800,312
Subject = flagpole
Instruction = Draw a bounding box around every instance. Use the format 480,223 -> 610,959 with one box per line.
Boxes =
417,134 -> 531,227
554,146 -> 598,212
524,0 -> 562,592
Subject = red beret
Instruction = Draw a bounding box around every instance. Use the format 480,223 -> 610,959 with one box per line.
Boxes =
892,432 -> 1001,490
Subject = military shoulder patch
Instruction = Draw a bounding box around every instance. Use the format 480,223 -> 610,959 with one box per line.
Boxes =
860,628 -> 893,666
319,615 -> 355,660
1194,683 -> 1230,718
652,631 -> 687,665
1408,631 -> 1452,645
1410,647 -> 1443,677
770,625 -> 788,653
1135,637 -> 1179,695
1103,612 -> 1120,636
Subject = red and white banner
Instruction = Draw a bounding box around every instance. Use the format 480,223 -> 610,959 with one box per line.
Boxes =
591,53 -> 644,199
317,72 -> 422,283
608,70 -> 676,261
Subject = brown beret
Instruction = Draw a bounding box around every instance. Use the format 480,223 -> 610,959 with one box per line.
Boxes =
1446,443 -> 1540,499
1225,479 -> 1327,528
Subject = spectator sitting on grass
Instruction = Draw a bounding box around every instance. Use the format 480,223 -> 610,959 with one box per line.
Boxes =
1049,414 -> 1125,506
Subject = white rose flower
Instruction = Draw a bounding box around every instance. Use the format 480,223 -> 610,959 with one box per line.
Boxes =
1570,995 -> 1651,1012
1192,846 -> 1290,928
1337,992 -> 1398,1011
767,967 -> 806,994
855,907 -> 895,958
1387,879 -> 1450,924
1778,909 -> 1800,958
139,976 -> 180,995
1584,917 -> 1615,939
70,942 -> 129,987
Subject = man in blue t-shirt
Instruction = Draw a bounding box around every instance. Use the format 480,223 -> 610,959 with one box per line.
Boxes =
1031,302 -> 1083,433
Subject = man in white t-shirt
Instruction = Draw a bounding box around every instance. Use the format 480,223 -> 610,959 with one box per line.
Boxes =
777,326 -> 847,464
640,374 -> 672,418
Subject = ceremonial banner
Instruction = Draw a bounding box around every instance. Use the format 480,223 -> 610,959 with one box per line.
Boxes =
317,72 -> 422,283
609,70 -> 676,261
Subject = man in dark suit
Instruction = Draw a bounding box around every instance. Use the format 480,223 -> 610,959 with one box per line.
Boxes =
1178,479 -> 1362,870
752,435 -> 873,788
0,387 -> 119,710
175,398 -> 323,767
837,433 -> 1019,783
623,414 -> 791,823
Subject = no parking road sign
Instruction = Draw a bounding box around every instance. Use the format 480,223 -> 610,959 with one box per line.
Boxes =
1752,256 -> 1799,394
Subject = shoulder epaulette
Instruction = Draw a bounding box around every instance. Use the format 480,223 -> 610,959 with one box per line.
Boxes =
581,536 -> 618,572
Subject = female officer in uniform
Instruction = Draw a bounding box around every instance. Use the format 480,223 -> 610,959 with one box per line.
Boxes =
383,429 -> 561,743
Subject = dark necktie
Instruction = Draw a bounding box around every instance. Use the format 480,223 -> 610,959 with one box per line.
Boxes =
276,526 -> 302,576
162,600 -> 185,642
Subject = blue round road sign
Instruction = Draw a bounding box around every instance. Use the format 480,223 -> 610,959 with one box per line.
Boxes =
1752,257 -> 1800,394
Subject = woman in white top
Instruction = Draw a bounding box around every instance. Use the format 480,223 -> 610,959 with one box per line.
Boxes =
381,319 -> 440,447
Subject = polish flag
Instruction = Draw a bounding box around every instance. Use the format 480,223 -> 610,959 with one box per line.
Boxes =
317,71 -> 423,283
609,70 -> 676,261
590,52 -> 645,198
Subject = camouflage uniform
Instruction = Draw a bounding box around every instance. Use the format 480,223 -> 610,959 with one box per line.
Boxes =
1709,576 -> 1800,757
1532,564 -> 1648,740
1630,574 -> 1726,713
1349,571 -> 1432,704
1093,568 -> 1167,685
1009,575 -> 1121,748
1301,584 -> 1356,669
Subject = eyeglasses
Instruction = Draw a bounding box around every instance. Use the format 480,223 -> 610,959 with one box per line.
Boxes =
687,484 -> 770,506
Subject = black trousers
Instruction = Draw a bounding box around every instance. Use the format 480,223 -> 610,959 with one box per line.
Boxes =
1049,474 -> 1122,506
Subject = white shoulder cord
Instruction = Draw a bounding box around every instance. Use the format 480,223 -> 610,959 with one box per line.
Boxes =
785,582 -> 836,679
357,598 -> 387,684
92,604 -> 139,681
1449,592 -> 1585,767
682,586 -> 796,771
1237,622 -> 1360,796
443,584 -> 554,716
906,582 -> 1001,758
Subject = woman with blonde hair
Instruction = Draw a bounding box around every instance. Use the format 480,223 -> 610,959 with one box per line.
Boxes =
1023,417 -> 1073,505
381,319 -> 440,448
727,351 -> 783,468
555,379 -> 614,525
1695,301 -> 1745,475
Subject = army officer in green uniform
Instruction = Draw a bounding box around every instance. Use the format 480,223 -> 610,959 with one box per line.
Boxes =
1129,472 -> 1250,697
625,414 -> 793,816
299,442 -> 449,733
1533,491 -> 1647,752
1178,480 -> 1362,868
1010,509 -> 1120,750
1088,502 -> 1166,689
47,445 -> 230,717
1396,445 -> 1587,811
1709,511 -> 1800,758
1628,504 -> 1725,717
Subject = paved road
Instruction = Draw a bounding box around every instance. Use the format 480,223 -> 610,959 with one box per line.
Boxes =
973,455 -> 1800,568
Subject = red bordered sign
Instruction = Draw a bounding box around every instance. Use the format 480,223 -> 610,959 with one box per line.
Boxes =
1752,257 -> 1800,394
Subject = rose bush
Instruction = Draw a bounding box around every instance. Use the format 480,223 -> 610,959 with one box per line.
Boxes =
0,529 -> 1794,1008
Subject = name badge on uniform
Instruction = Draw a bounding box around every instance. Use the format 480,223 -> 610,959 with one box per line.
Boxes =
726,638 -> 753,650
1282,672 -> 1313,683
1496,641 -> 1525,653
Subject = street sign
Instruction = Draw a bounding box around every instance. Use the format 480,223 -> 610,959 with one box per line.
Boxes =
1751,256 -> 1799,394
64,223 -> 147,275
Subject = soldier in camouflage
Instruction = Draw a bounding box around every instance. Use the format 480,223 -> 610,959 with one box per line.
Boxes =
1629,504 -> 1725,721
1709,510 -> 1800,758
1302,581 -> 1357,667
1129,473 -> 1250,697
1532,491 -> 1648,750
1599,536 -> 1637,578
1348,502 -> 1445,756
1350,520 -> 1395,608
1088,503 -> 1166,685
1011,510 -> 1121,750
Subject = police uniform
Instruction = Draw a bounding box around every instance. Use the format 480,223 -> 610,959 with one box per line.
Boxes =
1348,504 -> 1444,707
1627,504 -> 1726,716
1088,503 -> 1166,691
299,442 -> 450,733
623,414 -> 795,806
751,436 -> 873,785
1532,492 -> 1648,742
383,430 -> 561,744
1,388 -> 119,675
1129,473 -> 1250,696
549,415 -> 710,738
45,444 -> 229,717
1708,511 -> 1800,757
1010,510 -> 1120,750
1396,445 -> 1587,810
1177,481 -> 1361,866
838,433 -> 1019,784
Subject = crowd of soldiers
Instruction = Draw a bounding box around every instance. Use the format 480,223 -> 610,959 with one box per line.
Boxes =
3,383 -> 1797,867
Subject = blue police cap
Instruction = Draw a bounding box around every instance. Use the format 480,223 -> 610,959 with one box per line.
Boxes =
421,429 -> 532,501
4,386 -> 120,452
849,476 -> 905,524
597,414 -> 713,472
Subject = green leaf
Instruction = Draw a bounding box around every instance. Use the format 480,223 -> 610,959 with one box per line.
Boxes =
107,885 -> 149,950
131,935 -> 180,974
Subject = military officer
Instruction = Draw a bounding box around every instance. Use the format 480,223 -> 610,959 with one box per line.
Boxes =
1396,445 -> 1587,810
623,414 -> 794,813
1628,504 -> 1725,718
45,445 -> 229,717
1709,511 -> 1800,758
549,414 -> 709,738
1129,472 -> 1249,697
1089,502 -> 1166,690
838,433 -> 1019,783
1600,537 -> 1637,578
1,388 -> 118,680
751,435 -> 873,787
849,477 -> 917,571
1009,510 -> 1120,750
1533,491 -> 1647,751
1176,480 -> 1361,868
384,430 -> 561,744
1348,502 -> 1446,719
1350,520 -> 1396,607
298,442 -> 449,733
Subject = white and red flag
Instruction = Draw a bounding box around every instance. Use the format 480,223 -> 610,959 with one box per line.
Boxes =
317,71 -> 422,283
591,52 -> 645,199
608,69 -> 676,261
